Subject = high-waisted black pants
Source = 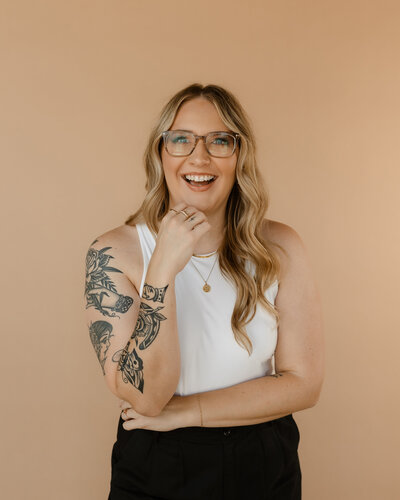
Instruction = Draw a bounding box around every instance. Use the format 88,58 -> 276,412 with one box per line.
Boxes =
108,413 -> 301,500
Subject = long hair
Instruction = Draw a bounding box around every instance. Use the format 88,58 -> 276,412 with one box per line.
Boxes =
125,83 -> 285,355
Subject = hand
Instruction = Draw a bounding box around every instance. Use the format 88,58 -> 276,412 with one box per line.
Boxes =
119,394 -> 199,432
153,202 -> 211,276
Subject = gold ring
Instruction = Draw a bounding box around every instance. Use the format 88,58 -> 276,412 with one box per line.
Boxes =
169,208 -> 178,213
180,210 -> 189,218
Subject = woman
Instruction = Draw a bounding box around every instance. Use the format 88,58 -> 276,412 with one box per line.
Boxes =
84,83 -> 324,499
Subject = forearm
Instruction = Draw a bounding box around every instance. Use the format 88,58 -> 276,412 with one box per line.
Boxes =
180,371 -> 319,427
115,253 -> 180,416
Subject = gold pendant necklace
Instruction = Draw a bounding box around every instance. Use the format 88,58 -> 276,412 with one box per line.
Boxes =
190,253 -> 218,292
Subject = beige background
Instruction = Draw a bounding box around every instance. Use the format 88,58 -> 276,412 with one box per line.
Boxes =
1,1 -> 399,499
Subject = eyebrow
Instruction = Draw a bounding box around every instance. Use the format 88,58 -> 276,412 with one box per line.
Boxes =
170,129 -> 232,134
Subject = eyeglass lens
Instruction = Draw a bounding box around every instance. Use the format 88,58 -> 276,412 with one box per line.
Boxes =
165,131 -> 236,157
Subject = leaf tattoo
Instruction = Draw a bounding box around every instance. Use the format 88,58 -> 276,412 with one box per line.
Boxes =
85,239 -> 133,318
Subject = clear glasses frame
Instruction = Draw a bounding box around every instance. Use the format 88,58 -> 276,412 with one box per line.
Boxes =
161,130 -> 241,158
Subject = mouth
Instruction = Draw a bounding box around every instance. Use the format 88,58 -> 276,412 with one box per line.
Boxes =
181,174 -> 217,187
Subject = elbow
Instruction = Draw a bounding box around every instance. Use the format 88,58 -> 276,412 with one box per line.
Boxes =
140,405 -> 163,417
114,366 -> 180,417
122,397 -> 166,417
309,375 -> 325,408
114,383 -> 174,418
114,389 -> 160,417
292,370 -> 324,409
309,392 -> 321,408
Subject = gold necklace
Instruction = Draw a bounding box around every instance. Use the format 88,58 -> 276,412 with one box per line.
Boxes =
192,249 -> 218,258
190,254 -> 218,292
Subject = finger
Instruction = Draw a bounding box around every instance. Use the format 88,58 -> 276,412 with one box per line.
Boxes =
122,418 -> 139,431
122,407 -> 139,420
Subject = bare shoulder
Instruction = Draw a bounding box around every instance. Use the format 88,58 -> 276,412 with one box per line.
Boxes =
261,218 -> 309,275
262,218 -> 303,246
261,217 -> 320,295
87,223 -> 143,292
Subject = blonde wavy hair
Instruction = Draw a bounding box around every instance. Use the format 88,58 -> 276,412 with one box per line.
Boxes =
125,83 -> 286,355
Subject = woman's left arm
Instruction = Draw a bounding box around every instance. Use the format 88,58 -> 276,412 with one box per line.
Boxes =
122,223 -> 325,430
175,223 -> 325,427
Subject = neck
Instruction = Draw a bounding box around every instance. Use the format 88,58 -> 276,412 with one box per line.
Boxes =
192,211 -> 226,254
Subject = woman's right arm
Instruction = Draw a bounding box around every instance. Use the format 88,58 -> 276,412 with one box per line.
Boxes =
84,235 -> 180,417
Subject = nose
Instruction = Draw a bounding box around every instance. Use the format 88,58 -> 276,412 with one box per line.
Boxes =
189,137 -> 210,162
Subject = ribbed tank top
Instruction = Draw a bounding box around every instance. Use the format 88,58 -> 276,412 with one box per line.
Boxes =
136,222 -> 279,396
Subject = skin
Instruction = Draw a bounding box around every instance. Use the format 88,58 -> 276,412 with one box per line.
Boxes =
161,96 -> 238,254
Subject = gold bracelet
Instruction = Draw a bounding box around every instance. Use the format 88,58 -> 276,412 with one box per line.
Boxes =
196,393 -> 204,427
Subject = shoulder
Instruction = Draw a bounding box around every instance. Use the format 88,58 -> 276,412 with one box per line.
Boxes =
86,223 -> 143,287
262,218 -> 307,255
261,218 -> 312,280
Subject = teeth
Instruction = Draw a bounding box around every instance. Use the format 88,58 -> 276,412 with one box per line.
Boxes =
184,175 -> 215,182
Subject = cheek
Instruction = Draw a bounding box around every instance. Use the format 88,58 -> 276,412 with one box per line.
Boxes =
161,156 -> 183,180
221,159 -> 238,180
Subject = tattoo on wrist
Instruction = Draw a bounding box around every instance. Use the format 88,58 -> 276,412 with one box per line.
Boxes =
142,282 -> 169,303
112,299 -> 167,393
270,372 -> 284,378
85,240 -> 134,318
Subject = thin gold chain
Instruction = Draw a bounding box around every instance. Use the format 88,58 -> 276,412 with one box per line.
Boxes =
192,249 -> 218,258
190,254 -> 218,292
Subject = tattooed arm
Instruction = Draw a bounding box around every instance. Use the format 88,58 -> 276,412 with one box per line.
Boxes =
84,234 -> 180,417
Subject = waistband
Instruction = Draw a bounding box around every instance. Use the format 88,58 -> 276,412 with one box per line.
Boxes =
151,413 -> 293,444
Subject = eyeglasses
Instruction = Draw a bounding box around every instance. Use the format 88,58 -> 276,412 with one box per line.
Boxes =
161,130 -> 240,158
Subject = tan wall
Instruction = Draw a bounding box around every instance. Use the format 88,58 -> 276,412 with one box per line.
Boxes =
2,1 -> 399,498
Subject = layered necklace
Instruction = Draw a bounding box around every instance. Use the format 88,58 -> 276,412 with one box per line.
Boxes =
190,250 -> 218,292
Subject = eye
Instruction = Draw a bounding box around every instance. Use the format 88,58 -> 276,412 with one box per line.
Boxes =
171,135 -> 189,144
213,137 -> 230,145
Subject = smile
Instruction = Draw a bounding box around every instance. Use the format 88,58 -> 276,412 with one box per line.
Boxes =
181,174 -> 217,191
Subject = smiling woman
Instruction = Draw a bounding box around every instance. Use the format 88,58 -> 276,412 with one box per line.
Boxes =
159,96 -> 239,220
84,82 -> 324,500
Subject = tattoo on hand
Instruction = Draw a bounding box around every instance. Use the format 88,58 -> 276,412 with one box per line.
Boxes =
112,284 -> 169,393
85,239 -> 134,318
270,373 -> 283,378
88,320 -> 113,375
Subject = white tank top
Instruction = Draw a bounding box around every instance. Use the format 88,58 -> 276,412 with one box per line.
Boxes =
136,222 -> 279,396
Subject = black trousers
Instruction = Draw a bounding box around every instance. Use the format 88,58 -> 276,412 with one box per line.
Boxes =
108,413 -> 301,500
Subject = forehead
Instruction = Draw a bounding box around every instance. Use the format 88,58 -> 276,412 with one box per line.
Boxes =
171,97 -> 230,133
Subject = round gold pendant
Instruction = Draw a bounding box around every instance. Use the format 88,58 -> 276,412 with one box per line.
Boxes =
203,283 -> 211,292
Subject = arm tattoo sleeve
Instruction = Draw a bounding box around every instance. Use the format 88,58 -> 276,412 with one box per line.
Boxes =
85,240 -> 133,318
112,281 -> 169,394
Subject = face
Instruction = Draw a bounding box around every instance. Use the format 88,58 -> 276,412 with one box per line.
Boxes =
160,97 -> 238,215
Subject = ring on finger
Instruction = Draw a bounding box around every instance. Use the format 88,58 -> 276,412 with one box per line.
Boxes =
180,209 -> 189,218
